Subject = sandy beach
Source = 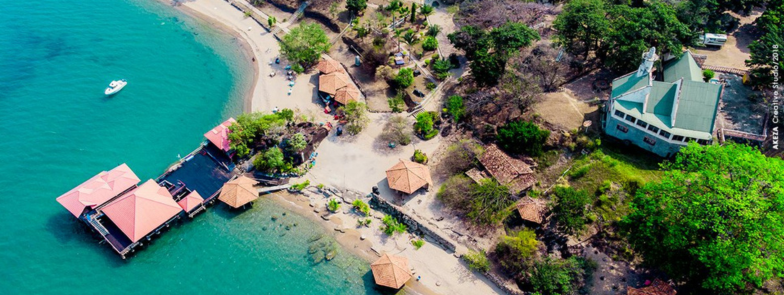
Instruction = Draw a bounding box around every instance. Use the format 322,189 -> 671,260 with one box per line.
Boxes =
176,0 -> 325,116
170,0 -> 503,294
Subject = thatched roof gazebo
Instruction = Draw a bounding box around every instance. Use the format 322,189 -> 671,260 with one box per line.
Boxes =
370,253 -> 412,289
218,176 -> 258,208
316,58 -> 344,74
318,72 -> 350,95
334,86 -> 361,105
385,160 -> 432,194
516,196 -> 548,224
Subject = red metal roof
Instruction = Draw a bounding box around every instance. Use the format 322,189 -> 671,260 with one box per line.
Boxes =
204,118 -> 236,152
101,180 -> 183,242
56,163 -> 141,217
177,190 -> 204,213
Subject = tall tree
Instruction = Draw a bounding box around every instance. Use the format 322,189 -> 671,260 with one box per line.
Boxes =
410,3 -> 417,23
553,0 -> 610,59
346,0 -> 367,15
746,0 -> 783,87
280,23 -> 331,69
622,143 -> 784,293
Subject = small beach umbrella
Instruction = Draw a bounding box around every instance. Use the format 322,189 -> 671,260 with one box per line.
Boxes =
371,253 -> 412,289
218,175 -> 258,208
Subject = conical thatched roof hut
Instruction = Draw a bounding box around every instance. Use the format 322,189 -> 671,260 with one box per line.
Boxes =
334,86 -> 361,105
218,176 -> 258,208
370,253 -> 412,289
385,160 -> 432,194
318,72 -> 350,95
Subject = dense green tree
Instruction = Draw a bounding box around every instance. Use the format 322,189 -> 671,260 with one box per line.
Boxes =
552,186 -> 591,235
280,23 -> 331,69
394,68 -> 415,88
410,3 -> 417,23
602,1 -> 692,72
530,257 -> 593,295
490,22 -> 541,54
229,112 -> 288,157
746,1 -> 783,87
495,229 -> 540,273
346,0 -> 367,15
287,133 -> 306,153
466,179 -> 515,225
449,23 -> 539,86
496,121 -> 550,156
622,143 -> 784,293
339,101 -> 369,135
553,0 -> 610,59
253,147 -> 286,172
445,95 -> 466,122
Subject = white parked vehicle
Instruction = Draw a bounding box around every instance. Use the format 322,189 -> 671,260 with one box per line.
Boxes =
104,79 -> 127,96
701,33 -> 728,47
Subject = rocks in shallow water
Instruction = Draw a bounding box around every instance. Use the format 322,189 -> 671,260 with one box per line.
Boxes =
285,225 -> 291,230
282,212 -> 287,216
271,215 -> 279,221
325,250 -> 336,261
262,226 -> 267,231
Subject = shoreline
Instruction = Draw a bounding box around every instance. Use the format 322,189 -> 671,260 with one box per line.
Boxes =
170,1 -> 257,112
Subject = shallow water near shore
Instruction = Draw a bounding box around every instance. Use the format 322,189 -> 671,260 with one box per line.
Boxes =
0,0 -> 384,294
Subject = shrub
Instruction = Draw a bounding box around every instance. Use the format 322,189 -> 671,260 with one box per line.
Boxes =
552,186 -> 591,235
530,257 -> 594,295
449,53 -> 460,68
352,199 -> 370,215
357,218 -> 372,227
466,179 -> 514,225
381,215 -> 407,235
388,93 -> 405,112
254,147 -> 286,172
422,36 -> 438,51
394,68 -> 415,88
339,101 -> 370,135
414,112 -> 435,135
287,133 -> 307,153
280,23 -> 331,69
426,82 -> 436,90
496,229 -> 540,273
568,164 -> 590,179
703,69 -> 715,82
437,174 -> 473,208
463,250 -> 490,273
497,121 -> 550,156
290,180 -> 310,191
327,199 -> 341,212
379,115 -> 412,145
346,0 -> 367,14
445,95 -> 466,122
427,24 -> 441,36
413,149 -> 428,163
411,239 -> 425,249
439,140 -> 484,174
432,58 -> 452,78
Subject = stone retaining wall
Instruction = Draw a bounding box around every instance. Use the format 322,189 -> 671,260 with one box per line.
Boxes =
368,193 -> 456,252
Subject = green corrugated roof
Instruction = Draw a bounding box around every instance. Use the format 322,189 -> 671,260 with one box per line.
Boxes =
663,52 -> 702,82
614,99 -> 713,139
611,73 -> 649,98
673,81 -> 722,132
646,81 -> 677,115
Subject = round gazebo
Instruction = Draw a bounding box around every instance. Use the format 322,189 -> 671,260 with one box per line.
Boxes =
385,160 -> 432,194
370,253 -> 412,289
218,175 -> 258,208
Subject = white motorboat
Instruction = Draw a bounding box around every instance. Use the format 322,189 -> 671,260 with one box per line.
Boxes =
105,79 -> 127,96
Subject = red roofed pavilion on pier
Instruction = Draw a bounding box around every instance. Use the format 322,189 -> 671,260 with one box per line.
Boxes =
204,118 -> 236,153
56,163 -> 140,218
101,180 -> 183,243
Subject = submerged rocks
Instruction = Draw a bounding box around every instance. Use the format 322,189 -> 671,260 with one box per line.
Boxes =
307,234 -> 339,265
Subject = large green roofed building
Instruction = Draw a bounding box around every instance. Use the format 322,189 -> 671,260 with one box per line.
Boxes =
602,48 -> 723,157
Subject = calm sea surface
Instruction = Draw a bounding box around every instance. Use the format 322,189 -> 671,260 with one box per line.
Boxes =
0,0 -> 382,294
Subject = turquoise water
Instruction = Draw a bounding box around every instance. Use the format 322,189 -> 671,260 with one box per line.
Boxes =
0,0 -> 383,294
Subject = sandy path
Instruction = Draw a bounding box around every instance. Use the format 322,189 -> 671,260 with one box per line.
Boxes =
179,0 -> 323,114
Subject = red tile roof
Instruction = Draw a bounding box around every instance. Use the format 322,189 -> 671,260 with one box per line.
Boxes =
386,160 -> 433,194
479,144 -> 535,193
56,163 -> 141,217
177,190 -> 204,213
628,279 -> 677,295
101,180 -> 183,242
516,196 -> 548,224
204,118 -> 236,152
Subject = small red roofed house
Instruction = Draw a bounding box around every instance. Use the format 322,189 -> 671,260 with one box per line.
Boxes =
177,190 -> 204,213
56,163 -> 141,218
478,144 -> 536,194
204,118 -> 236,153
101,180 -> 183,242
